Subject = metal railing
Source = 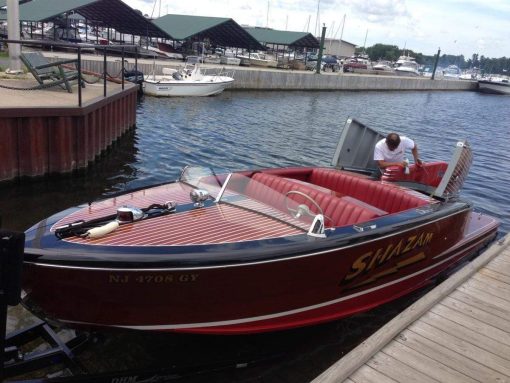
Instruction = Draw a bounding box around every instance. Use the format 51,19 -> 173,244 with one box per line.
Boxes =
0,39 -> 140,107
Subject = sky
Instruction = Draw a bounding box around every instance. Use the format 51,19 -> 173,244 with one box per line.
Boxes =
125,0 -> 509,58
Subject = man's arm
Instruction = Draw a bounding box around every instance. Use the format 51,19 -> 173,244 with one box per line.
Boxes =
411,144 -> 423,166
376,159 -> 407,169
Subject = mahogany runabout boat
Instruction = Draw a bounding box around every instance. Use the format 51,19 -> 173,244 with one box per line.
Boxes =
22,119 -> 499,334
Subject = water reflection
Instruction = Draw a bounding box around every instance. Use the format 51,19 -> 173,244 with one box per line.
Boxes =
0,129 -> 139,232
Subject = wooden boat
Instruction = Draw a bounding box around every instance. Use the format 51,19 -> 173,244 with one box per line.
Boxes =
22,119 -> 499,334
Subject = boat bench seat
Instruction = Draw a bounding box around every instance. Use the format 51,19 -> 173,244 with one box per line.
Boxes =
308,168 -> 430,213
245,173 -> 383,227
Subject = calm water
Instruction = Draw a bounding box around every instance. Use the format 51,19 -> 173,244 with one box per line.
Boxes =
2,90 -> 510,380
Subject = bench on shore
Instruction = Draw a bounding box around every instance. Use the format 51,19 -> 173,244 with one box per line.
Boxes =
20,51 -> 82,93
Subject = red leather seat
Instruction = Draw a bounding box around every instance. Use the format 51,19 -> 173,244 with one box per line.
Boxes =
309,168 -> 429,213
245,173 -> 382,227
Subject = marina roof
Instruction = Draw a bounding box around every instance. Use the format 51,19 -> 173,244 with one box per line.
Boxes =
153,14 -> 264,50
0,0 -> 170,38
244,27 -> 320,48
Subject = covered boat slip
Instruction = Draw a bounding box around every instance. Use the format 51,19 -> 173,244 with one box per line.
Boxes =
46,166 -> 435,248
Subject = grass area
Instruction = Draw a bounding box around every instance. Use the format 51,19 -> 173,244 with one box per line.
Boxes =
0,50 -> 8,58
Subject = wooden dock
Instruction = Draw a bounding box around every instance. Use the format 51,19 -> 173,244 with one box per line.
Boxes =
313,233 -> 510,383
0,77 -> 138,182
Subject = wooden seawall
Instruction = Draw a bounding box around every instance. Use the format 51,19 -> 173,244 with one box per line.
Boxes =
0,82 -> 138,182
313,233 -> 510,383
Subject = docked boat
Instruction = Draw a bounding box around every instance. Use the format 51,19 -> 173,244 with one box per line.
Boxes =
478,78 -> 510,95
220,56 -> 241,66
442,65 -> 461,80
394,55 -> 421,77
236,52 -> 278,68
22,119 -> 499,334
372,60 -> 395,73
143,62 -> 234,97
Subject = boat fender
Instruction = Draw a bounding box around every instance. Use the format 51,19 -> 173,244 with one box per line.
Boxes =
83,221 -> 119,239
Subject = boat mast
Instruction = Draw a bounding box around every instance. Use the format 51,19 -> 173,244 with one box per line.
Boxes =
314,0 -> 321,37
266,0 -> 270,28
362,29 -> 368,54
304,15 -> 311,33
337,14 -> 346,59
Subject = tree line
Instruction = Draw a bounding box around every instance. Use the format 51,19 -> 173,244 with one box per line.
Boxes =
354,44 -> 509,74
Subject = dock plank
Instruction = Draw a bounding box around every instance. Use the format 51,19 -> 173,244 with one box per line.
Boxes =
410,320 -> 510,376
420,310 -> 510,358
396,329 -> 510,383
479,267 -> 510,284
439,296 -> 510,334
472,273 -> 510,293
488,256 -> 510,271
381,340 -> 478,383
483,262 -> 510,278
462,277 -> 510,302
457,284 -> 510,311
497,248 -> 510,260
350,365 -> 398,383
366,352 -> 438,383
450,289 -> 510,319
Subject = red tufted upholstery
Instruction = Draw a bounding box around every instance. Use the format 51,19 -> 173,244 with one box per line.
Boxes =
245,173 -> 382,227
308,168 -> 429,213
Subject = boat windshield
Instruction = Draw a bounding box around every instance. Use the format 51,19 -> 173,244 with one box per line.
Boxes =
179,166 -> 322,232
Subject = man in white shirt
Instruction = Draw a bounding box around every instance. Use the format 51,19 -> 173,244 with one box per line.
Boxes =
374,133 -> 422,170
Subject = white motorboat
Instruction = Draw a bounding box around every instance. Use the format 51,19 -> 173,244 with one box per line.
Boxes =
373,60 -> 394,73
478,78 -> 510,95
394,55 -> 420,77
220,56 -> 241,66
143,62 -> 234,97
443,65 -> 461,80
236,52 -> 278,68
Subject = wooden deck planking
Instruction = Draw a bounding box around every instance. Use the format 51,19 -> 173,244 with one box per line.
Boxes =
312,234 -> 510,383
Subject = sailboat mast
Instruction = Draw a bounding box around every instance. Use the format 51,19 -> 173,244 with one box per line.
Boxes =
305,15 -> 311,33
338,14 -> 346,57
266,0 -> 270,28
314,0 -> 321,37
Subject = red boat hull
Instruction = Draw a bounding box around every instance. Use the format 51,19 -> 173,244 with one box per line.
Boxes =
22,210 -> 497,334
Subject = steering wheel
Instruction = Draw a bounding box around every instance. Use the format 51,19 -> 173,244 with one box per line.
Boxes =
285,190 -> 324,219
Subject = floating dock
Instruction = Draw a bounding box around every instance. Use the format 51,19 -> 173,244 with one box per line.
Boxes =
313,233 -> 510,383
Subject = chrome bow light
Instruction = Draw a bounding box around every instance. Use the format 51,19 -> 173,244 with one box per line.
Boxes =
116,206 -> 144,224
190,189 -> 210,207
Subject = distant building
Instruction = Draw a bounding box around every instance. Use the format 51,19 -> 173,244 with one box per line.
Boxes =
322,38 -> 356,58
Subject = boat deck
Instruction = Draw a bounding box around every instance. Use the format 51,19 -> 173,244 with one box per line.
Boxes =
54,182 -> 305,246
313,233 -> 510,383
